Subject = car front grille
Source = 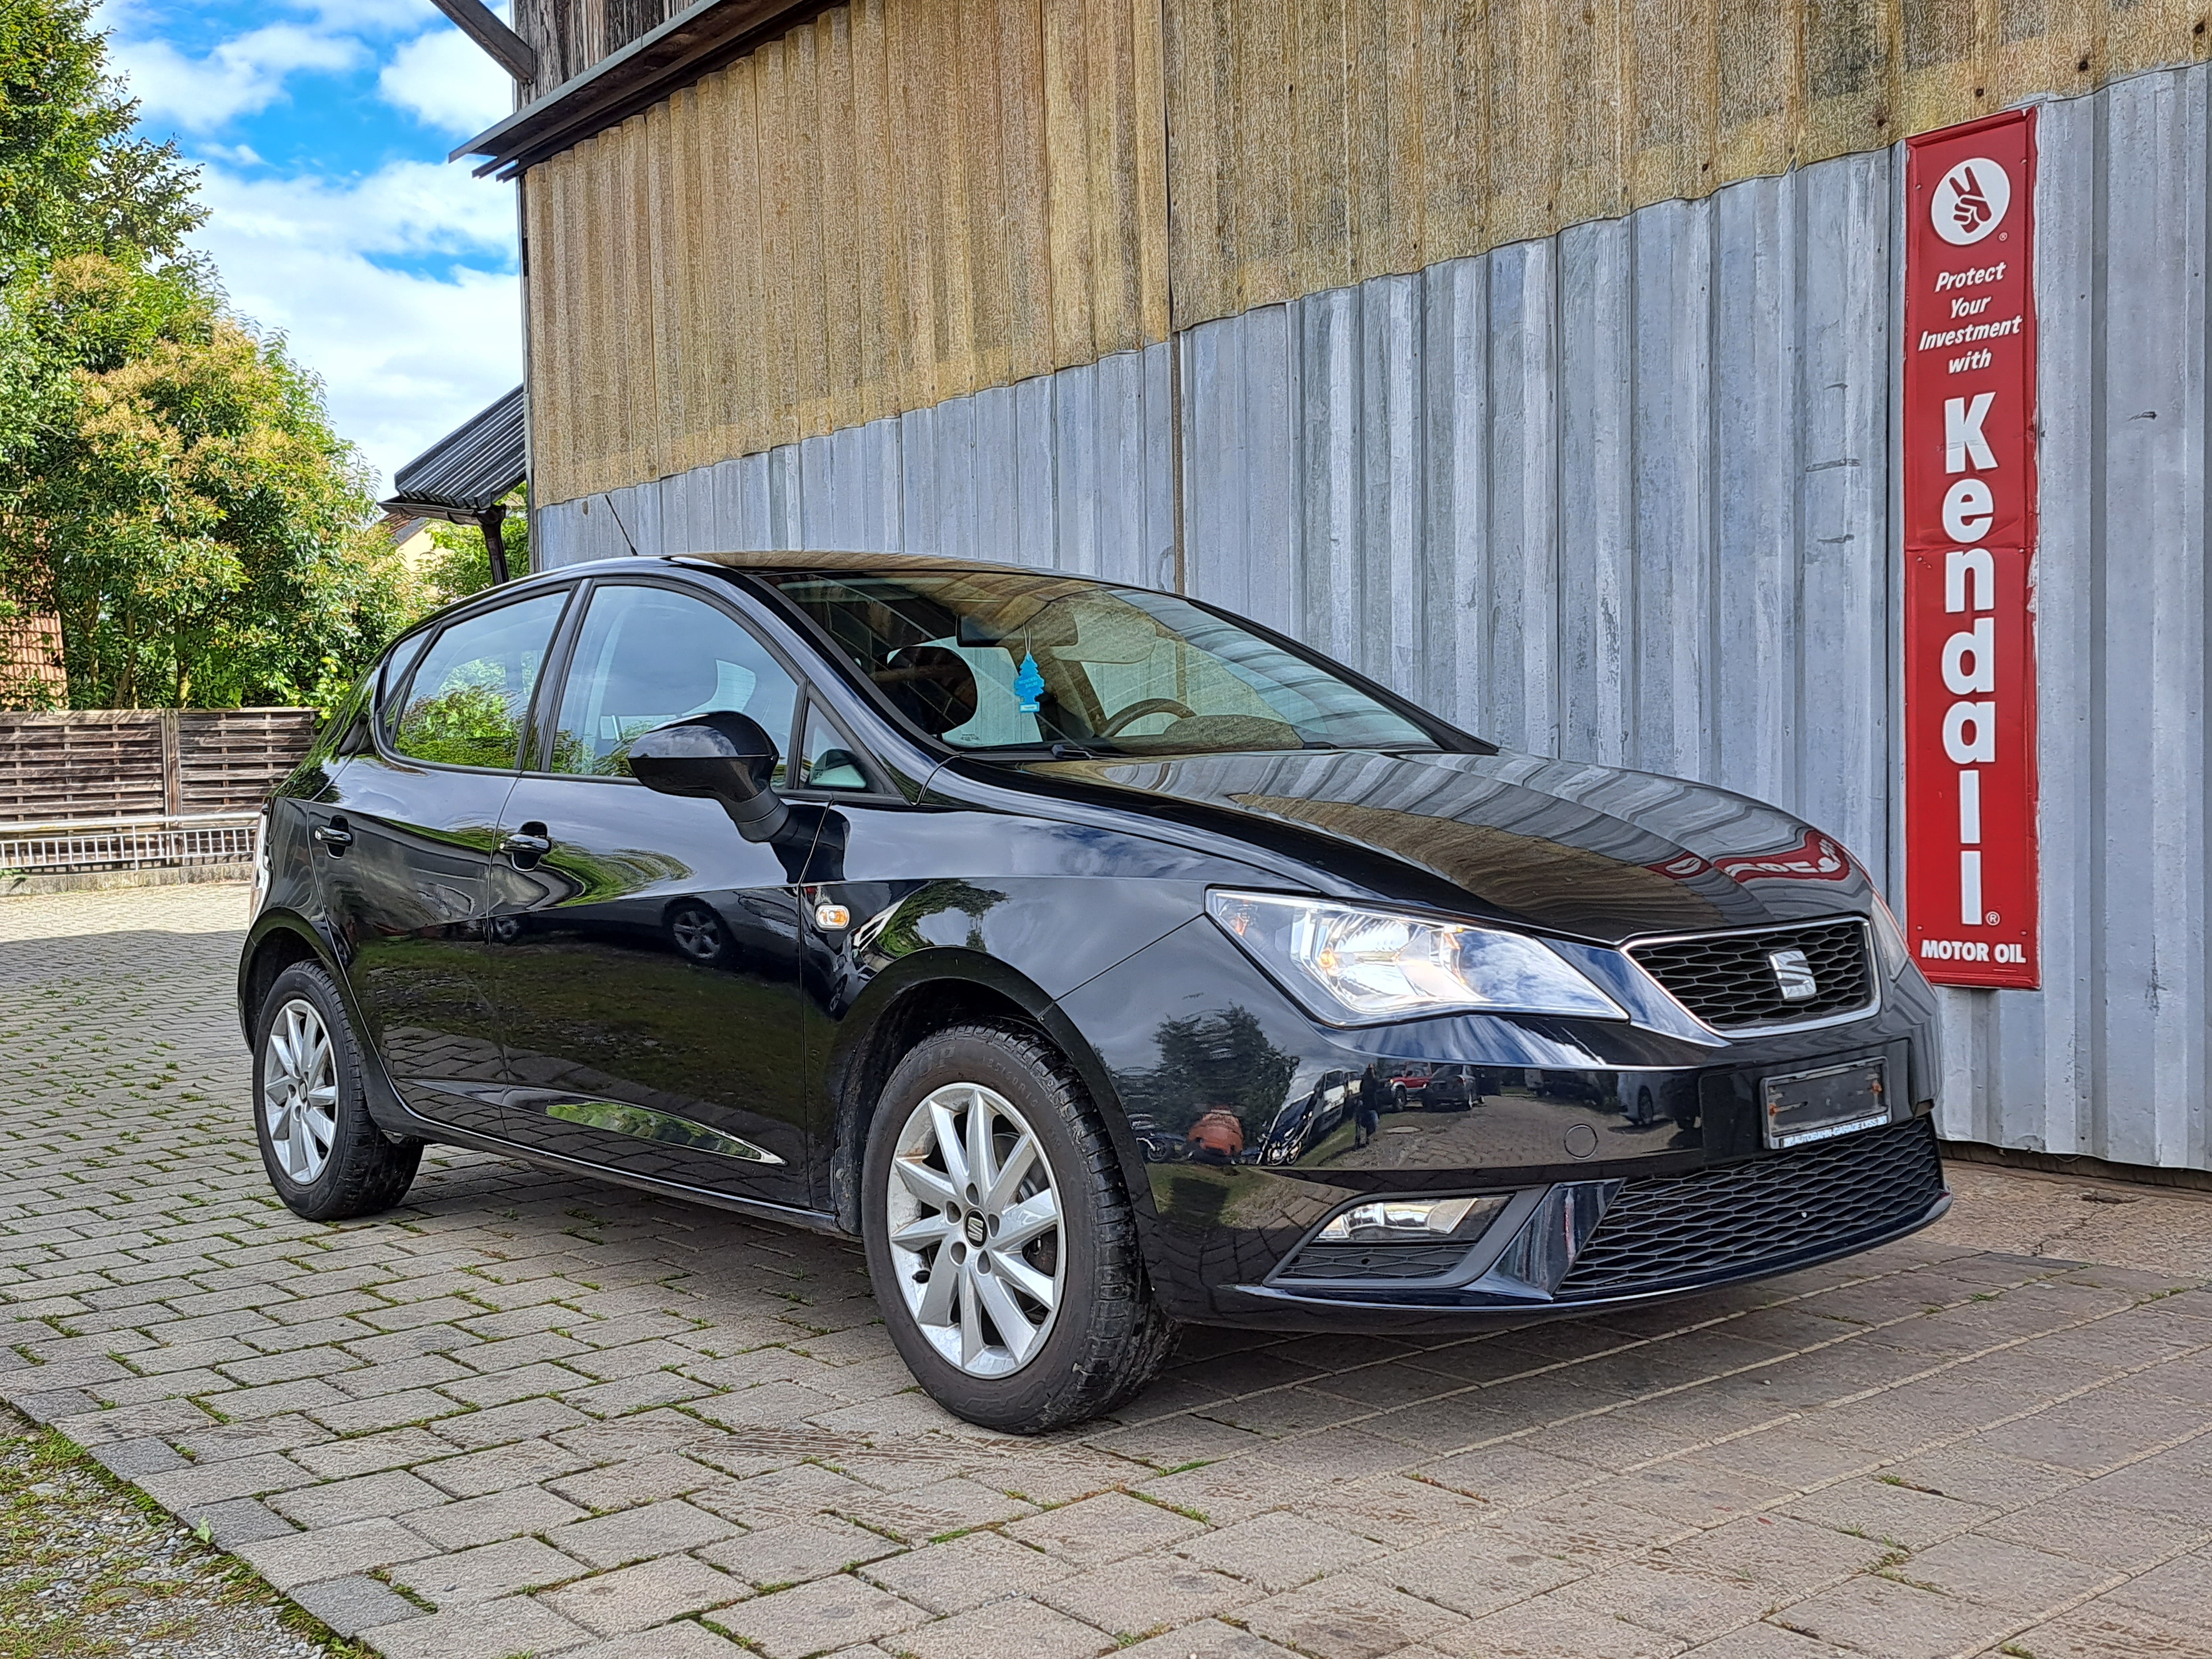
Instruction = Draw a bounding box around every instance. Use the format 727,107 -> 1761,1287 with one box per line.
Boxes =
1555,1115 -> 1944,1300
1628,918 -> 1874,1030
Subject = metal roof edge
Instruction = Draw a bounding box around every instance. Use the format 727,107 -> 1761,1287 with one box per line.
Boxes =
453,0 -> 827,177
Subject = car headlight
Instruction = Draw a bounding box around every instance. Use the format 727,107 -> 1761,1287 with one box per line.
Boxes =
1206,890 -> 1626,1026
1870,891 -> 1912,980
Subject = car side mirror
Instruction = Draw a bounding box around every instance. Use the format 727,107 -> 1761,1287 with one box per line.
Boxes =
627,712 -> 790,843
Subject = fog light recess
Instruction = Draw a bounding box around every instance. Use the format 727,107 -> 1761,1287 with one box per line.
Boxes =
1277,1193 -> 1517,1283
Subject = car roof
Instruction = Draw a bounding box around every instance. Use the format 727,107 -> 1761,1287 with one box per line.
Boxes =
549,550 -> 1096,581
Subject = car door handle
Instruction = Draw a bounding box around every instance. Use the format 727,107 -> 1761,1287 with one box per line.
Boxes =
311,824 -> 353,848
501,831 -> 552,857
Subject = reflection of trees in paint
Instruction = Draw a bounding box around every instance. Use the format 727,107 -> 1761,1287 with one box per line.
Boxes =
1127,1006 -> 1296,1140
872,881 -> 1006,955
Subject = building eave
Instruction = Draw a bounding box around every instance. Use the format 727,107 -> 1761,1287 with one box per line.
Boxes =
453,0 -> 827,178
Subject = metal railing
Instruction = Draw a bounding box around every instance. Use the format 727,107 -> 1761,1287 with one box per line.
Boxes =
0,812 -> 261,874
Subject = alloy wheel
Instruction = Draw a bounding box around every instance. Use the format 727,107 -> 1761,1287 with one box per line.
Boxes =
262,997 -> 337,1183
883,1082 -> 1064,1377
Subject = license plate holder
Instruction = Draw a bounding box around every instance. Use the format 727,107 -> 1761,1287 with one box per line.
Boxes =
1762,1059 -> 1889,1150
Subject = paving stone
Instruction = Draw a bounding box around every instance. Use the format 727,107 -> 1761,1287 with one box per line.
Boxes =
1007,1490 -> 1208,1568
861,1528 -> 1074,1614
1980,1493 -> 2208,1571
561,1624 -> 759,1659
1549,1558 -> 1777,1645
1377,1529 -> 1586,1619
1241,1573 -> 1474,1659
897,1595 -> 1113,1659
1178,1510 -> 1387,1592
1782,1475 -> 1993,1549
1656,1515 -> 1891,1599
406,1484 -> 593,1549
267,1466 -> 447,1529
697,1517 -> 905,1587
392,1535 -> 588,1605
1454,1593 -> 1691,1659
234,1515 -> 442,1590
539,1553 -> 751,1635
190,1496 -> 299,1548
1095,1616 -> 1302,1659
362,1593 -> 594,1659
551,1497 -> 741,1570
707,1573 -> 930,1659
1038,1551 -> 1257,1636
2103,1551 -> 2212,1629
288,1572 -> 428,1637
139,1451 -> 316,1509
1773,1572 -> 2023,1659
2009,1601 -> 2212,1659
1896,1532 -> 2113,1613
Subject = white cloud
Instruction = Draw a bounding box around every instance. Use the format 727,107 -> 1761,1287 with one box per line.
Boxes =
190,162 -> 522,489
111,23 -> 365,130
378,26 -> 514,137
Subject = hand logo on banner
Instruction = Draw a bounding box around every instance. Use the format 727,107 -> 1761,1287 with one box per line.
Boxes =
1932,158 -> 2013,245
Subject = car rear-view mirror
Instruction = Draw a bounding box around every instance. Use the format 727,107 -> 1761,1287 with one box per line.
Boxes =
627,711 -> 790,842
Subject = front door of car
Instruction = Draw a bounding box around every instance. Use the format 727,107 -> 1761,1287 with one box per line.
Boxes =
311,588 -> 572,1134
484,579 -> 814,1207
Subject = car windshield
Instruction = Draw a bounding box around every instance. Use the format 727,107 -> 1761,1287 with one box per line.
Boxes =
757,570 -> 1443,755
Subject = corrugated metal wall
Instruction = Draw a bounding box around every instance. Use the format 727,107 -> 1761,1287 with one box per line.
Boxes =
539,62 -> 2212,1173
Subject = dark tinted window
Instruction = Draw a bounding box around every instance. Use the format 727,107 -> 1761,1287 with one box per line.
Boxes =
390,592 -> 567,769
549,584 -> 799,779
761,570 -> 1436,754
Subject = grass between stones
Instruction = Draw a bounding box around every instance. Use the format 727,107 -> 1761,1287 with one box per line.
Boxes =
0,1405 -> 360,1659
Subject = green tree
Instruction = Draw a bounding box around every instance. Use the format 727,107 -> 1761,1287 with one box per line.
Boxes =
0,254 -> 414,709
421,493 -> 527,609
0,0 -> 417,713
0,0 -> 201,271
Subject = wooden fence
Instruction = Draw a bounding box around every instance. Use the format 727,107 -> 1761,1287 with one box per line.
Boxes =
0,709 -> 321,823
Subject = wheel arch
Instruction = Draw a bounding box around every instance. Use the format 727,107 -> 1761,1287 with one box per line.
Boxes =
822,953 -> 1145,1237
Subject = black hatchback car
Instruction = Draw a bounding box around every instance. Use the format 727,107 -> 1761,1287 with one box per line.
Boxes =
241,551 -> 1948,1431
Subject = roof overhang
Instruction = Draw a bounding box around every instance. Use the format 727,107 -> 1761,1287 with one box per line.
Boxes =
378,387 -> 528,524
454,0 -> 826,179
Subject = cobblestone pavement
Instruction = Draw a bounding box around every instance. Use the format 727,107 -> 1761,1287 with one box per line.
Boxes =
3,884 -> 2210,1659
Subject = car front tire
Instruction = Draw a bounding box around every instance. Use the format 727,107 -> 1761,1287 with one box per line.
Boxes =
861,1021 -> 1174,1433
252,962 -> 421,1221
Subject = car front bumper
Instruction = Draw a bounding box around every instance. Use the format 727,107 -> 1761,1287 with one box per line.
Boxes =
1055,914 -> 1947,1327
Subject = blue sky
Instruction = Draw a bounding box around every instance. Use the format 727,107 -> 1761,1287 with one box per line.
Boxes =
99,0 -> 523,490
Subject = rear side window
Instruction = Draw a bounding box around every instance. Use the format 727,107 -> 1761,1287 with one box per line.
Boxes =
389,592 -> 568,770
548,583 -> 800,779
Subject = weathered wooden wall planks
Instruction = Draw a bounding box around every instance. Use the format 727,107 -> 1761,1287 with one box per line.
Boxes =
523,0 -> 2212,506
525,0 -> 1169,506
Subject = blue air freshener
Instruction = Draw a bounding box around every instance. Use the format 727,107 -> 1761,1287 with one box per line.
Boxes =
1014,653 -> 1045,713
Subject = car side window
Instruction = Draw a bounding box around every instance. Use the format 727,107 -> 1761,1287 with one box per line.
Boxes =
797,702 -> 872,790
376,630 -> 432,745
389,592 -> 567,770
549,583 -> 800,780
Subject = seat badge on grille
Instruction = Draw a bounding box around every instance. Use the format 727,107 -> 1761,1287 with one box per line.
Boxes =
1768,947 -> 1818,1002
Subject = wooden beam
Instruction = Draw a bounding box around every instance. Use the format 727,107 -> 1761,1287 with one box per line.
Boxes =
426,0 -> 538,82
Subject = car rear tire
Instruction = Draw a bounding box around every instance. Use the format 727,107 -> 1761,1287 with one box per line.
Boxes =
861,1021 -> 1175,1433
252,962 -> 421,1221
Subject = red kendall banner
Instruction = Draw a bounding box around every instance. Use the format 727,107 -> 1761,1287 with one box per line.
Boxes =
1902,111 -> 2040,988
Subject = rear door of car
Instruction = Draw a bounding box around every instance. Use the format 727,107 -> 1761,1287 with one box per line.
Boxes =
482,576 -> 816,1207
309,586 -> 572,1134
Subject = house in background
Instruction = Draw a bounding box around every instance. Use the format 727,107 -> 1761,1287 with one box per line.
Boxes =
427,0 -> 2212,1176
0,614 -> 66,710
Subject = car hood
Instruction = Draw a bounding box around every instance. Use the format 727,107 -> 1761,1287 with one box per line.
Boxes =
1003,747 -> 1879,944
